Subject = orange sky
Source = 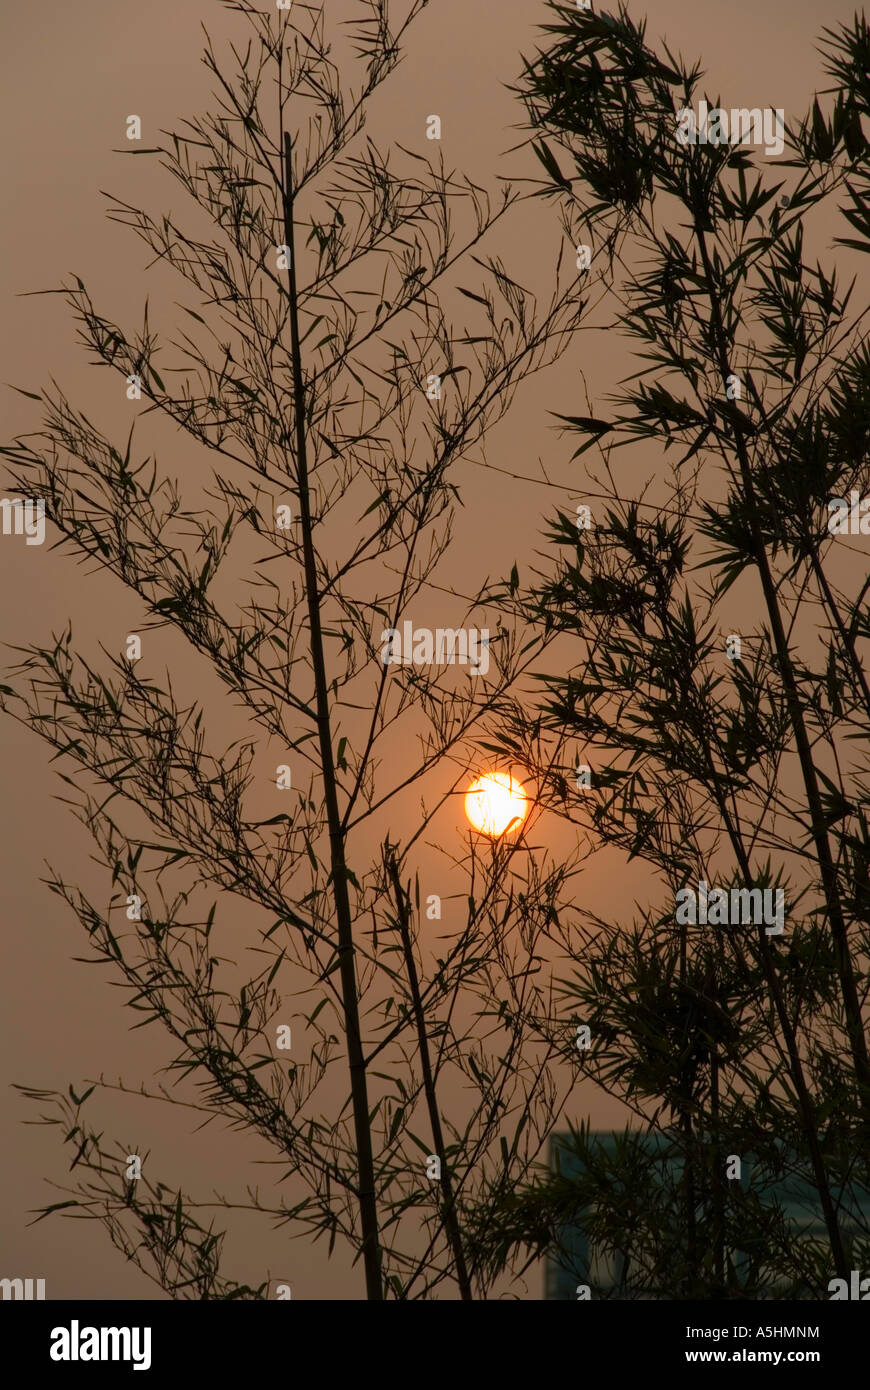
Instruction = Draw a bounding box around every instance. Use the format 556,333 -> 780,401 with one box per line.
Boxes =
0,0 -> 859,1299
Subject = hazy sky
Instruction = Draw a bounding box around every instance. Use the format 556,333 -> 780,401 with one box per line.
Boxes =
0,0 -> 860,1299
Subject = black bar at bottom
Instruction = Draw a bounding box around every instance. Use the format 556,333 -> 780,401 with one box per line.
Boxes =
1,1297 -> 864,1377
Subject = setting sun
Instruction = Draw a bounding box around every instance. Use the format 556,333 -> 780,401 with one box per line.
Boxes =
464,772 -> 528,837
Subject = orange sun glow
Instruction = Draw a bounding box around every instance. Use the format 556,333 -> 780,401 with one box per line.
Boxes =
464,772 -> 528,837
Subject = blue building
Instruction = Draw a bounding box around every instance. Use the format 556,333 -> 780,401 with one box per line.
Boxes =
545,1129 -> 870,1300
